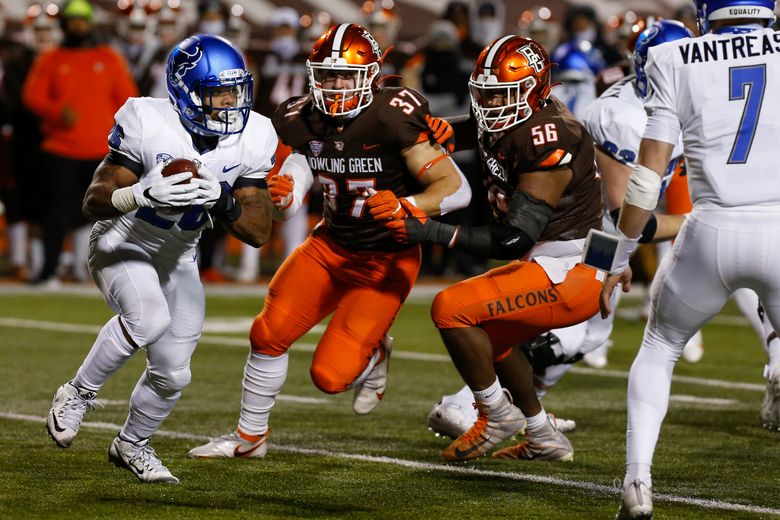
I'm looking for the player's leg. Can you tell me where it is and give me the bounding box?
[47,235,168,448]
[109,256,202,483]
[619,216,729,517]
[189,236,341,459]
[309,244,420,414]
[432,261,601,460]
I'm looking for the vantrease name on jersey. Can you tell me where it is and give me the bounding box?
[680,33,780,64]
[307,156,384,174]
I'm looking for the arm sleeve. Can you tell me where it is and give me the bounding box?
[108,99,144,167]
[642,47,682,146]
[274,152,314,220]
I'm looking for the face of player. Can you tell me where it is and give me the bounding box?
[203,85,240,122]
[317,70,359,102]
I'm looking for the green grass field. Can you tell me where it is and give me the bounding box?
[1,286,779,519]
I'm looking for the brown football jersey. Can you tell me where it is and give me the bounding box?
[479,96,603,242]
[272,87,432,251]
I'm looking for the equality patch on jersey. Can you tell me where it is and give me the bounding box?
[108,124,125,149]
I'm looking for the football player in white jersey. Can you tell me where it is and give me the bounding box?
[600,2,780,517]
[45,34,277,483]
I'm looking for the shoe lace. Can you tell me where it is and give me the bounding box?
[459,413,488,445]
[133,443,168,473]
[58,392,101,429]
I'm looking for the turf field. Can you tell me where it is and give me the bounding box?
[1,285,779,519]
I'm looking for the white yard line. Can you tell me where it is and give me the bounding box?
[669,395,742,407]
[1,411,778,516]
[0,317,766,392]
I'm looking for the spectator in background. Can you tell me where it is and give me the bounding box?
[195,0,228,36]
[365,5,417,88]
[22,0,138,285]
[550,41,600,120]
[0,8,52,281]
[140,6,184,98]
[518,7,560,53]
[562,5,622,66]
[441,0,482,58]
[114,6,160,93]
[469,0,505,48]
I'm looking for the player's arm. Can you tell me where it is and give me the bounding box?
[387,166,570,260]
[268,149,314,221]
[222,184,274,248]
[82,159,197,221]
[399,140,471,217]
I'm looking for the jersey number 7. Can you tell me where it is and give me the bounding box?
[728,64,766,164]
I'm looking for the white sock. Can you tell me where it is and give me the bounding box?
[30,238,44,279]
[349,347,382,388]
[472,377,503,407]
[8,222,26,267]
[525,409,549,435]
[73,315,138,392]
[281,209,309,257]
[121,369,171,443]
[238,352,289,436]
[239,243,260,280]
[732,289,763,343]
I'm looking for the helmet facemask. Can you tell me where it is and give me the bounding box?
[181,69,253,135]
[307,59,380,117]
[469,74,537,133]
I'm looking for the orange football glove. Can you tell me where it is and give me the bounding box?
[386,198,429,243]
[268,173,294,210]
[366,190,406,221]
[425,114,455,153]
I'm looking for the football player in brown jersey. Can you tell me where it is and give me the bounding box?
[188,24,471,459]
[380,35,604,462]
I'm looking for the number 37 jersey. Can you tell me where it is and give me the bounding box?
[645,27,780,208]
[273,87,432,252]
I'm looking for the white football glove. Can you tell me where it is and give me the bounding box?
[189,166,223,209]
[132,160,198,208]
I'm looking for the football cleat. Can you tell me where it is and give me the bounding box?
[761,367,780,431]
[583,339,612,369]
[353,335,392,415]
[615,479,653,519]
[491,419,574,462]
[46,381,99,448]
[187,430,268,459]
[427,396,479,439]
[681,330,704,363]
[441,400,526,461]
[108,435,179,484]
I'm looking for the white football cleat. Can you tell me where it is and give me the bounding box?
[353,335,392,415]
[761,367,780,431]
[492,417,574,461]
[108,436,179,484]
[441,398,526,461]
[47,381,99,448]
[583,340,612,369]
[682,330,704,363]
[187,431,268,459]
[615,479,653,519]
[427,395,479,439]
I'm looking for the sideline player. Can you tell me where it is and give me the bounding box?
[599,2,780,517]
[188,24,470,459]
[384,36,602,462]
[45,35,276,483]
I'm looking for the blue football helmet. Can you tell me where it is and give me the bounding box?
[633,20,694,98]
[550,40,604,83]
[166,34,253,136]
[694,0,776,34]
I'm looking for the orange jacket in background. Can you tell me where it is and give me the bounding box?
[22,44,138,160]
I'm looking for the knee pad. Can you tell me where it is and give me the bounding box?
[147,365,191,397]
[309,363,349,394]
[122,312,171,347]
[249,313,291,355]
[431,289,471,329]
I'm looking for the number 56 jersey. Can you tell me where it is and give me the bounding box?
[272,87,433,252]
[98,97,277,260]
[645,27,780,208]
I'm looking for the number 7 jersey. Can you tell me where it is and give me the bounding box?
[645,27,780,208]
[272,87,433,252]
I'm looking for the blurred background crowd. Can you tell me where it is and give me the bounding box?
[0,0,702,285]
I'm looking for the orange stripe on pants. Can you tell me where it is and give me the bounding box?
[431,261,602,360]
[250,230,421,394]
[665,158,692,215]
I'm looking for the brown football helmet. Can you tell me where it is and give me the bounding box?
[469,35,553,132]
[307,23,383,116]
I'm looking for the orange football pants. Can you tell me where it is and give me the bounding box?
[431,261,602,360]
[250,230,421,394]
[665,158,693,215]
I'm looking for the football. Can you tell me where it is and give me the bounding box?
[161,158,199,184]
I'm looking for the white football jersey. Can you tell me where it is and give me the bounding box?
[645,27,780,208]
[96,97,277,259]
[584,75,683,190]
